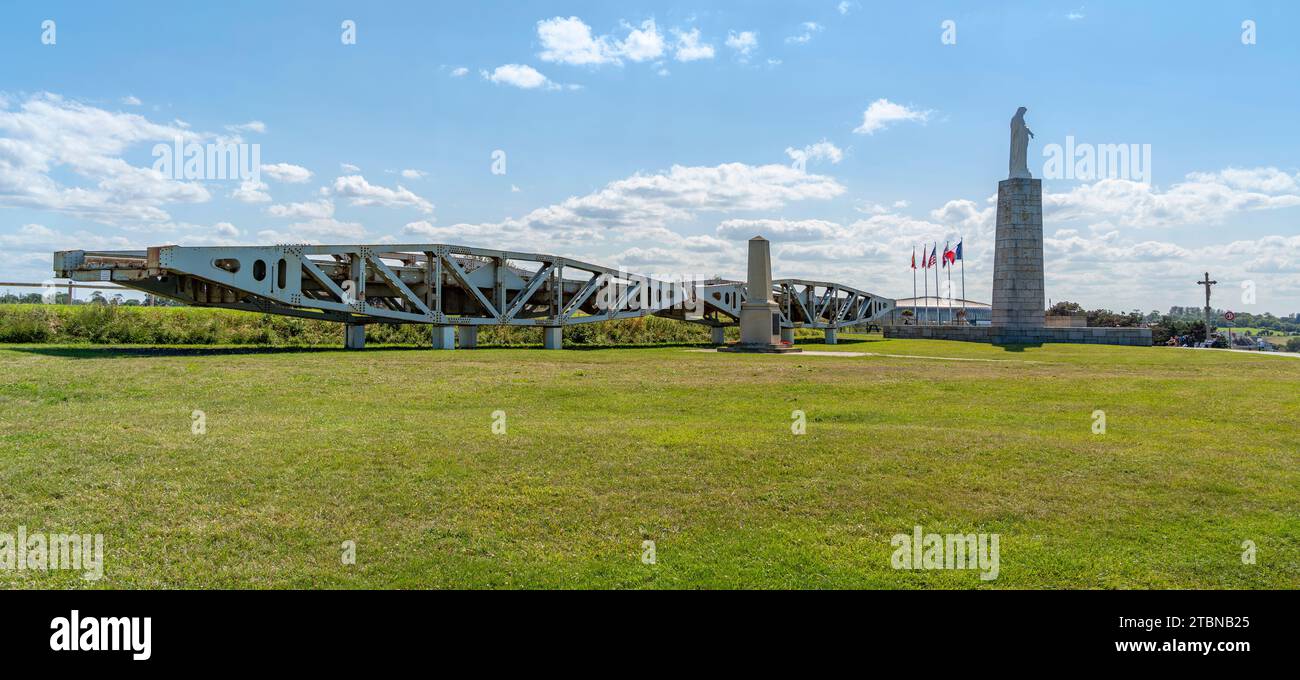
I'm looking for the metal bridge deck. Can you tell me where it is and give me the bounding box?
[54,243,894,348]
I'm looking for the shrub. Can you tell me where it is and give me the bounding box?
[0,304,765,347]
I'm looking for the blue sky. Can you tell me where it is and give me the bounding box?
[3,1,1299,314]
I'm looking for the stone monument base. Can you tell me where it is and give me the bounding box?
[884,325,1151,347]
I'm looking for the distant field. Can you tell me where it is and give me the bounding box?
[1,335,1297,589]
[1219,327,1300,346]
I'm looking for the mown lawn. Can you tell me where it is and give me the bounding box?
[0,335,1296,589]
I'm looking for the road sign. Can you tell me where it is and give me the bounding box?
[1224,310,1236,322]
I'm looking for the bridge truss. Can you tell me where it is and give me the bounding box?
[53,243,893,348]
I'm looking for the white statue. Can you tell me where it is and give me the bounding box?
[1009,107,1034,179]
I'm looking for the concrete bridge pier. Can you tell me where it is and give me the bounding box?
[344,324,366,350]
[711,327,726,344]
[824,328,838,345]
[543,326,563,350]
[458,326,478,349]
[432,326,456,350]
[780,327,795,344]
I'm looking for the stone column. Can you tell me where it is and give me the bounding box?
[739,237,781,346]
[710,326,726,344]
[722,236,801,353]
[824,328,838,345]
[991,178,1045,329]
[458,325,477,349]
[780,327,795,344]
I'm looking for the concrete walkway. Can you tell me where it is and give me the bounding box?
[688,348,1036,363]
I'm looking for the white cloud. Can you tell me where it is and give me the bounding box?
[226,120,267,134]
[231,179,271,203]
[267,199,334,220]
[331,174,434,213]
[838,2,855,16]
[853,98,934,135]
[482,64,558,90]
[931,198,994,235]
[672,28,715,62]
[725,30,758,60]
[340,162,360,173]
[213,221,239,237]
[785,140,844,166]
[514,163,843,233]
[0,92,211,224]
[618,19,666,62]
[538,16,619,65]
[261,162,312,183]
[402,220,438,236]
[415,162,844,257]
[1067,8,1086,21]
[717,218,845,241]
[537,16,668,67]
[450,67,469,78]
[1045,172,1300,228]
[785,22,824,45]
[257,217,365,244]
[121,95,142,106]
[1185,167,1299,194]
[400,169,426,180]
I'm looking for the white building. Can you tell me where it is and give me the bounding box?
[891,296,991,326]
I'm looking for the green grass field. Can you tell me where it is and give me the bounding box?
[1,335,1297,589]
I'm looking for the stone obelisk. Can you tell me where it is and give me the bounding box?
[721,236,801,353]
[991,107,1045,331]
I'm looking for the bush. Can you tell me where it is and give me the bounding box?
[0,304,772,347]
[1285,338,1300,353]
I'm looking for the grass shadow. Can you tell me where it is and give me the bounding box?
[6,345,408,360]
[5,333,886,358]
[992,343,1044,352]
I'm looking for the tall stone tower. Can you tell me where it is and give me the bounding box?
[884,107,1150,346]
[990,178,1045,329]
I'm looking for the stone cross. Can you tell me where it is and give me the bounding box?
[1197,272,1217,332]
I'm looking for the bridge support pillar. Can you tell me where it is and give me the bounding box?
[780,327,795,345]
[344,324,365,350]
[711,327,726,344]
[824,328,838,345]
[543,326,563,350]
[432,326,456,350]
[458,326,477,349]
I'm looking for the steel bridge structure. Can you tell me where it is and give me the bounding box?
[53,243,894,349]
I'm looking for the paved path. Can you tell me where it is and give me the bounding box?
[1190,347,1300,359]
[687,348,1035,363]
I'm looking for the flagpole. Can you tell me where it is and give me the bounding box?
[922,248,929,325]
[960,237,966,324]
[945,242,953,325]
[912,247,917,326]
[934,242,940,326]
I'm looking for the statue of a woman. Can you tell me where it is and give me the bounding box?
[1009,107,1034,179]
